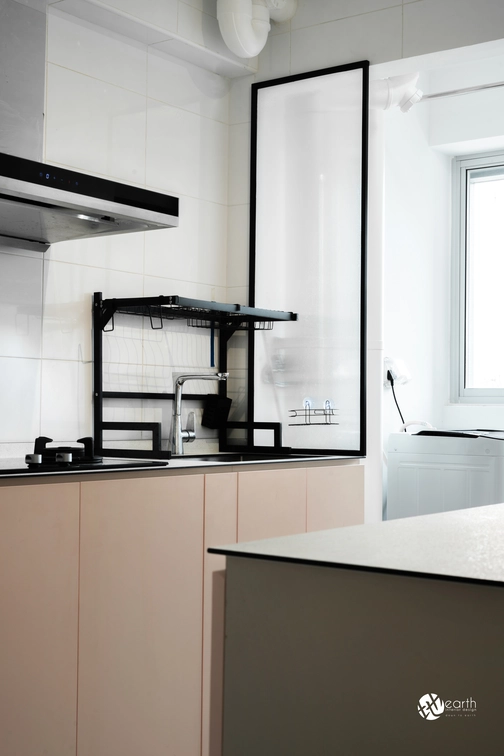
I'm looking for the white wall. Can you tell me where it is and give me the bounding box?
[428,52,504,430]
[382,98,452,441]
[3,0,504,485]
[0,6,230,454]
[380,47,504,510]
[229,0,504,521]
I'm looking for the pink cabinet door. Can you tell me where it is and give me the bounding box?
[307,464,364,531]
[78,475,204,756]
[237,468,307,543]
[0,483,79,756]
[202,472,238,756]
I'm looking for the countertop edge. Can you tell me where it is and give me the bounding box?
[208,548,504,588]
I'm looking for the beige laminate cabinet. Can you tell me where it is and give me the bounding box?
[237,464,364,542]
[202,473,238,756]
[78,474,205,756]
[306,464,364,531]
[0,483,80,756]
[0,460,364,756]
[237,468,307,542]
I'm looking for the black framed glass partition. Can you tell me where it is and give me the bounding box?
[249,61,369,456]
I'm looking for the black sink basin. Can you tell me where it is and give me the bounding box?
[169,452,305,465]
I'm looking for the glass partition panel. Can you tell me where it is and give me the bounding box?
[250,63,368,455]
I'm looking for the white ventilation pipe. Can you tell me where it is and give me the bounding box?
[217,0,297,59]
[370,73,423,113]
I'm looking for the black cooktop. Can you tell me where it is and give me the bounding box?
[0,436,169,477]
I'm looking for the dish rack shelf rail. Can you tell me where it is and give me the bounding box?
[92,292,297,458]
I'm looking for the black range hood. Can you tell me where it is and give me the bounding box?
[0,152,179,252]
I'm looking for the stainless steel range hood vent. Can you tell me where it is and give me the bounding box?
[0,152,179,252]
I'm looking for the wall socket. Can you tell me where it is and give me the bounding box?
[384,357,411,386]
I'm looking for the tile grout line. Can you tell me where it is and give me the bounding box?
[47,61,230,126]
[290,3,405,32]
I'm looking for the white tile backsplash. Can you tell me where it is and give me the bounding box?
[45,64,147,184]
[146,98,228,202]
[0,252,43,359]
[291,0,402,30]
[228,123,250,206]
[102,400,144,438]
[0,357,41,442]
[142,274,219,300]
[290,6,403,72]
[102,314,144,367]
[227,204,249,288]
[40,359,93,441]
[47,9,148,95]
[229,75,254,125]
[257,31,291,81]
[226,286,249,306]
[102,361,144,393]
[47,232,145,274]
[144,196,227,285]
[147,48,229,122]
[42,260,144,362]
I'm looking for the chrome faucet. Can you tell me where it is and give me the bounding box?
[171,372,229,455]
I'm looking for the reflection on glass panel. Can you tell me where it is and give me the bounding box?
[252,65,367,453]
[466,167,504,389]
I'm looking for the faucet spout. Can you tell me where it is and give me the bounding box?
[172,372,229,455]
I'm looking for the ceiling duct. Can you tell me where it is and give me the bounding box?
[217,0,298,59]
[370,73,423,113]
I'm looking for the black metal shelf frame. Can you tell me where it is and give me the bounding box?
[92,292,297,457]
[248,61,369,457]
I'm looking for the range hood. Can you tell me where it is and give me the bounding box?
[0,152,179,252]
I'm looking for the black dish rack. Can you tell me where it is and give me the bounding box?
[92,292,297,458]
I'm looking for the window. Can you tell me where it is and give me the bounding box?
[453,151,504,402]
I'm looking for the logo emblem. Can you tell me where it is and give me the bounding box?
[418,693,445,720]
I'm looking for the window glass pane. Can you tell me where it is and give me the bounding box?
[465,166,504,388]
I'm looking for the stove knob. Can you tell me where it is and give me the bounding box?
[25,453,42,464]
[55,452,73,464]
[34,436,53,454]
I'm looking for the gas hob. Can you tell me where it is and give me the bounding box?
[0,436,169,478]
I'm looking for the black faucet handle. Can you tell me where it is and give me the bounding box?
[34,436,53,454]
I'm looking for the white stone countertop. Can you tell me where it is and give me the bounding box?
[209,504,504,586]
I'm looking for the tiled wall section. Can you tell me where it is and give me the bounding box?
[0,8,230,450]
[2,0,504,449]
[258,0,504,79]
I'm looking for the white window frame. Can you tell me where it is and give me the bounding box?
[452,150,504,403]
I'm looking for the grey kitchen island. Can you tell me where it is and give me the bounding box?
[210,504,504,756]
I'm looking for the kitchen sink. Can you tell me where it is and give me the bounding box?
[167,452,310,467]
